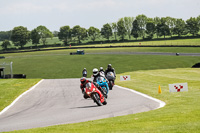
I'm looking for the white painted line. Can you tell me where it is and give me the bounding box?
[115,85,166,109]
[0,79,44,116]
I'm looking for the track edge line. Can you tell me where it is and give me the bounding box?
[115,85,166,109]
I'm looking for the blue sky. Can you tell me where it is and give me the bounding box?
[0,0,200,31]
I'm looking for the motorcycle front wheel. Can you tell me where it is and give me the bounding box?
[109,81,113,90]
[101,87,108,98]
[92,93,103,106]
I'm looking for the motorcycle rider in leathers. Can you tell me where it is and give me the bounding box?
[104,64,116,83]
[82,68,87,77]
[80,77,91,98]
[99,67,105,76]
[92,68,108,83]
[80,77,102,97]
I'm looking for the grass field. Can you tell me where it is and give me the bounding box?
[1,38,200,51]
[0,49,200,79]
[5,68,200,133]
[74,38,200,47]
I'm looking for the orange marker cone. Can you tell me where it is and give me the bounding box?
[158,85,162,94]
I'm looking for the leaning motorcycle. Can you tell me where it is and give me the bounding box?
[106,72,115,90]
[84,82,107,106]
[96,76,109,98]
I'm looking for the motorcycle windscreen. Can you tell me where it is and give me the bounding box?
[86,82,91,89]
[106,72,115,80]
[97,76,104,83]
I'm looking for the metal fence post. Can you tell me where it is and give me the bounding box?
[10,62,13,78]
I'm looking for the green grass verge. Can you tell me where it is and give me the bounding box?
[8,68,200,133]
[0,79,41,111]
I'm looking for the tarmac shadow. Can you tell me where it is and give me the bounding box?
[70,105,99,109]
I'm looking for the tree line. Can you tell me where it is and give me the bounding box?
[1,14,200,50]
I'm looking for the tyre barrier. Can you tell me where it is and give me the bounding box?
[4,74,26,79]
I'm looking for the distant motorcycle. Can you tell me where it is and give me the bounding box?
[84,82,107,106]
[82,70,87,77]
[106,72,115,90]
[96,76,109,98]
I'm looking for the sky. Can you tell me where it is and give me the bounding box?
[0,0,200,31]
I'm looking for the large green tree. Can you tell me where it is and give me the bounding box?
[88,26,100,42]
[154,17,161,38]
[72,25,87,44]
[117,18,127,41]
[173,19,187,37]
[1,40,11,50]
[36,25,53,46]
[101,23,112,40]
[156,21,170,38]
[58,26,71,45]
[131,19,140,40]
[165,17,176,37]
[11,26,30,48]
[186,17,199,36]
[197,15,200,35]
[136,14,148,39]
[146,21,155,39]
[124,17,134,39]
[197,15,200,29]
[30,28,40,46]
[111,22,118,40]
[0,31,11,41]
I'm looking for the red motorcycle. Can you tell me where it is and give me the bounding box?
[84,82,107,106]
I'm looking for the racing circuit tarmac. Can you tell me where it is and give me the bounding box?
[0,79,165,132]
[87,52,200,56]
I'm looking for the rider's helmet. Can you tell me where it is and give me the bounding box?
[83,68,86,70]
[93,68,99,76]
[100,67,103,71]
[80,77,86,84]
[108,64,112,69]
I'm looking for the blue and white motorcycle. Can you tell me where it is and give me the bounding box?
[96,76,109,98]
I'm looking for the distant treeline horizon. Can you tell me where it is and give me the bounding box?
[0,14,200,50]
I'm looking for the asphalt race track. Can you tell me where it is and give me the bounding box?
[87,52,200,56]
[0,79,164,132]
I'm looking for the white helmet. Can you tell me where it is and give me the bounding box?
[93,68,99,76]
[100,67,103,71]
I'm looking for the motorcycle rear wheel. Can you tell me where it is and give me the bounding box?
[102,98,107,105]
